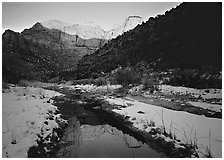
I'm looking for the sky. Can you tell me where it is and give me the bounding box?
[2,2,180,32]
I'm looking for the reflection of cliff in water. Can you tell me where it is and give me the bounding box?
[57,117,165,158]
[78,124,164,158]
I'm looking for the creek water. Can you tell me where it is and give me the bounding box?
[52,88,166,158]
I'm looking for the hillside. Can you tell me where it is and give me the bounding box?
[76,3,222,80]
[3,15,144,84]
[2,23,106,83]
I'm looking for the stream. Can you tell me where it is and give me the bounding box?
[51,87,166,158]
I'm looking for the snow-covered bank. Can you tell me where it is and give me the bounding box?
[105,97,222,157]
[188,101,222,112]
[58,84,122,93]
[159,85,222,100]
[2,86,67,158]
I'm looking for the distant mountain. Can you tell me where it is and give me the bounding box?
[41,16,143,40]
[42,20,105,39]
[76,3,222,79]
[2,15,144,83]
[2,23,107,83]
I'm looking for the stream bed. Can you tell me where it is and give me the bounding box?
[51,87,166,158]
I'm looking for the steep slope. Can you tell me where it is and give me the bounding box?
[104,16,143,39]
[2,23,106,83]
[76,3,221,79]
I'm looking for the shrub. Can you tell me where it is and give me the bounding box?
[108,76,117,85]
[167,69,222,89]
[77,78,93,85]
[114,67,141,87]
[114,86,129,97]
[18,80,30,87]
[2,82,9,89]
[93,77,107,86]
[142,74,154,89]
[48,77,60,83]
[141,73,160,93]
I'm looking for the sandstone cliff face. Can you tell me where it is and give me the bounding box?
[41,20,105,39]
[104,16,143,39]
[41,16,143,40]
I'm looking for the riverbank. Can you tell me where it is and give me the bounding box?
[2,83,222,158]
[68,83,222,157]
[2,85,67,158]
[128,85,222,119]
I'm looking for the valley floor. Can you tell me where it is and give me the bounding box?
[2,83,222,158]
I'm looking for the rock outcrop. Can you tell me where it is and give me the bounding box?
[41,16,143,40]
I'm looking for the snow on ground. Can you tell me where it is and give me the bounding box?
[60,84,122,93]
[2,86,67,158]
[105,97,135,107]
[105,97,222,157]
[159,85,222,100]
[128,85,144,93]
[188,101,222,112]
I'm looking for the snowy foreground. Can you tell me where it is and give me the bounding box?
[2,83,221,157]
[2,86,67,158]
[105,97,222,157]
[71,84,222,157]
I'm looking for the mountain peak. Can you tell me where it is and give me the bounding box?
[41,20,71,30]
[3,29,17,34]
[32,22,44,30]
[122,16,143,33]
[127,15,142,19]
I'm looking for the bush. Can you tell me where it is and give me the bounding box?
[114,67,141,87]
[2,82,9,89]
[48,77,60,83]
[76,78,94,85]
[93,77,107,86]
[114,86,129,97]
[142,74,154,89]
[141,72,160,93]
[167,69,222,89]
[18,80,30,87]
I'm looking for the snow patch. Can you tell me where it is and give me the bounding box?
[106,97,135,108]
[2,86,67,158]
[105,97,222,157]
[159,85,222,100]
[188,101,222,112]
[73,84,122,92]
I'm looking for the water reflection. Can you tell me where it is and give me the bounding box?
[78,124,165,158]
[57,119,165,158]
[54,94,166,158]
